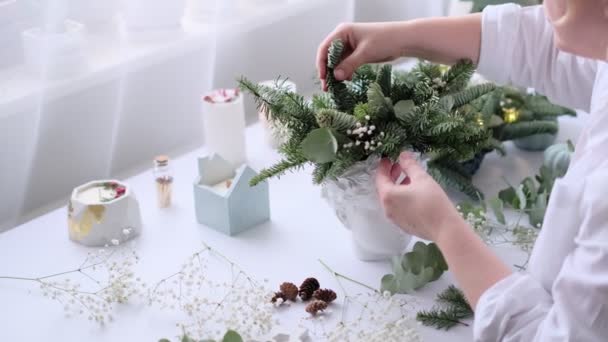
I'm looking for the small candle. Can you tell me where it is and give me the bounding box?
[210,179,234,196]
[202,88,247,167]
[75,182,126,204]
[258,80,296,148]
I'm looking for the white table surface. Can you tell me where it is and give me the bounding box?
[0,116,586,341]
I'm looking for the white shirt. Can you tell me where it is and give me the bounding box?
[474,4,608,342]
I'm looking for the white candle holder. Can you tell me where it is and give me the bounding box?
[193,154,270,236]
[202,88,247,167]
[68,180,142,247]
[258,80,296,149]
[22,20,88,80]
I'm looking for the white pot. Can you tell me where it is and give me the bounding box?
[322,157,412,261]
[68,180,142,247]
[22,20,88,80]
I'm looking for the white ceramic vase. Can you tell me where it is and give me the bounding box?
[68,180,142,247]
[22,20,88,80]
[321,156,412,261]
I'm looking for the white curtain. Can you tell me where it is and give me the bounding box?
[0,0,357,231]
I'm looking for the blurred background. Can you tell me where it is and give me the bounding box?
[0,0,483,231]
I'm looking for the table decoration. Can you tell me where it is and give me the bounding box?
[193,154,270,236]
[154,155,173,208]
[258,79,296,149]
[68,180,142,247]
[0,247,142,326]
[240,39,496,260]
[202,89,247,167]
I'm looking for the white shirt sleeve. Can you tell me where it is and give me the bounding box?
[474,169,608,341]
[477,4,597,112]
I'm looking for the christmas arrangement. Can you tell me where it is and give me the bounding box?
[428,86,575,198]
[240,39,496,188]
[462,0,541,13]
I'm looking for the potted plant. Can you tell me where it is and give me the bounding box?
[240,39,495,261]
[21,0,88,79]
[428,86,575,199]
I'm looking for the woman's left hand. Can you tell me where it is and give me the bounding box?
[376,152,462,242]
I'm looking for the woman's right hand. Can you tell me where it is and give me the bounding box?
[316,22,405,91]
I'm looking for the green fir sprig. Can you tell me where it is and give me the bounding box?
[416,285,473,330]
[240,39,496,186]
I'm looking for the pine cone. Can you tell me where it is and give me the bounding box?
[299,277,320,301]
[305,300,328,316]
[280,282,299,302]
[313,289,337,303]
[271,292,287,304]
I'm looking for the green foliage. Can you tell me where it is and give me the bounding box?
[381,242,448,294]
[428,163,483,200]
[416,286,473,331]
[160,330,243,342]
[240,39,494,185]
[496,120,558,141]
[300,128,339,163]
[497,150,571,227]
[316,109,358,131]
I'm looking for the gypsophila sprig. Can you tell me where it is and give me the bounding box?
[147,242,275,341]
[240,39,495,187]
[0,243,143,326]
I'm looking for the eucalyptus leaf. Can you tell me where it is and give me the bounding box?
[300,128,338,163]
[182,336,196,342]
[394,100,416,119]
[529,192,548,227]
[159,339,171,342]
[522,177,538,203]
[498,187,518,209]
[381,242,447,294]
[489,197,506,225]
[222,330,243,342]
[515,185,528,211]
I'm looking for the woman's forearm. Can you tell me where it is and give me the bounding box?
[384,13,483,65]
[435,216,512,309]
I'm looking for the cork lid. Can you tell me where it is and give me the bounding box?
[154,155,169,166]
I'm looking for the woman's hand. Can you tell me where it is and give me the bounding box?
[316,22,406,90]
[317,15,484,91]
[376,152,463,242]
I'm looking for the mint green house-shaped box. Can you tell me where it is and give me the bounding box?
[193,154,270,235]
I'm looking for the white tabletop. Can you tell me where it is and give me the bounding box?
[0,116,586,341]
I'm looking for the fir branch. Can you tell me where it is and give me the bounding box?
[428,165,483,200]
[436,285,473,315]
[249,157,308,186]
[311,93,335,111]
[416,306,471,330]
[442,60,475,94]
[525,95,576,117]
[376,64,393,97]
[312,163,333,185]
[450,83,497,108]
[497,120,558,141]
[367,83,394,120]
[316,109,358,132]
